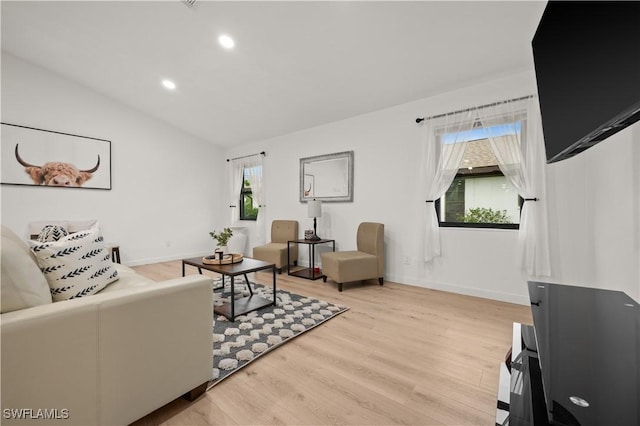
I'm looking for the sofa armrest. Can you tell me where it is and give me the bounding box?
[1,275,214,426]
[97,275,214,425]
[1,303,100,425]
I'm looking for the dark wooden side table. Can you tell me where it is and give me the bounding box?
[287,239,335,280]
[106,243,121,264]
[182,256,276,321]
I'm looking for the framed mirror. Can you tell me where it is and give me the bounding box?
[300,151,353,202]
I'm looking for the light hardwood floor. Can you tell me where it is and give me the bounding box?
[131,260,532,426]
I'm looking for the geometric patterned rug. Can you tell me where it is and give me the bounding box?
[208,277,349,389]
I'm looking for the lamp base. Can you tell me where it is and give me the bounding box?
[310,217,321,241]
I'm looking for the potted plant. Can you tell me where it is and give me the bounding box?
[209,227,233,254]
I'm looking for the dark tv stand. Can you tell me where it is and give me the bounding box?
[496,282,640,426]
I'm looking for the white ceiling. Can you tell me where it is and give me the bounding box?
[1,1,547,147]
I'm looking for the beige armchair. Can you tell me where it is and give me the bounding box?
[253,220,298,273]
[321,222,384,292]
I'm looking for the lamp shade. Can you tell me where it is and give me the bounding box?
[307,199,322,218]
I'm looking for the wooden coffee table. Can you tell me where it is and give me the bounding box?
[182,256,276,321]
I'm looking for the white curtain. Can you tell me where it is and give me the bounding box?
[228,161,244,225]
[244,156,266,243]
[479,96,551,277]
[420,109,477,262]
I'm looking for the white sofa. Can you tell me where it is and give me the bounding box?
[1,225,214,425]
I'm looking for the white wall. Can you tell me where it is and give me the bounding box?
[1,53,227,265]
[225,69,640,304]
[546,122,640,301]
[225,71,536,304]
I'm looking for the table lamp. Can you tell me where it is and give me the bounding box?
[307,199,322,241]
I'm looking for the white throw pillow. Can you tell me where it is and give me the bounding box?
[30,225,119,302]
[29,220,69,238]
[37,224,69,242]
[1,227,53,313]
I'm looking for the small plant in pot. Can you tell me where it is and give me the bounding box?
[209,227,233,254]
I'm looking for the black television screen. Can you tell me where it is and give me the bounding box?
[532,1,640,164]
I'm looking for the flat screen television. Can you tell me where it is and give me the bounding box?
[532,1,640,163]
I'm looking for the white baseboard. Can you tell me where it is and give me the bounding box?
[385,273,530,306]
[124,252,208,267]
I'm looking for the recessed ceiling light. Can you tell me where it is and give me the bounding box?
[218,34,235,49]
[162,79,176,90]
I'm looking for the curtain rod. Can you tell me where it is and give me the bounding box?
[226,151,266,162]
[415,94,534,123]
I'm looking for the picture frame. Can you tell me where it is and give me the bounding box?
[299,150,353,202]
[1,123,112,190]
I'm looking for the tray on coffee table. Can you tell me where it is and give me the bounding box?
[202,253,243,265]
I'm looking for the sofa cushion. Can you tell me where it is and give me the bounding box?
[36,224,69,242]
[30,225,119,301]
[98,264,154,293]
[253,242,288,268]
[1,226,53,313]
[321,250,378,283]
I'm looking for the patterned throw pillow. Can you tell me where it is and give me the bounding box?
[30,226,119,302]
[37,224,69,242]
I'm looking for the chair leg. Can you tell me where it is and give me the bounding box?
[379,277,384,286]
[322,276,327,283]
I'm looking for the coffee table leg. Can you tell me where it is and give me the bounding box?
[243,273,253,295]
[272,265,276,307]
[231,275,235,322]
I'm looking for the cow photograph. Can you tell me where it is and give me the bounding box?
[1,123,111,190]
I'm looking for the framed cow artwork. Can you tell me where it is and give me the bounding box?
[1,123,112,190]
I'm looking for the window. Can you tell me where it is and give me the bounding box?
[239,166,259,221]
[437,120,523,229]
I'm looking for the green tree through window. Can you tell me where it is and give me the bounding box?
[240,168,259,220]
